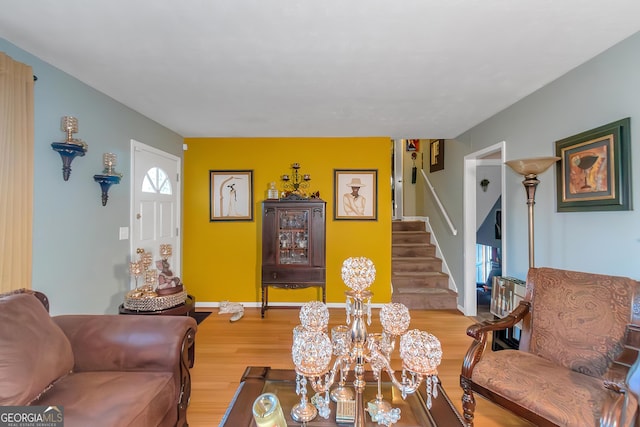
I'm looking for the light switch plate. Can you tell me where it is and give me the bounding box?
[119,227,129,240]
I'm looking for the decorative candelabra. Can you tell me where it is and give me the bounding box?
[94,152,122,206]
[290,257,443,426]
[281,162,311,198]
[160,243,172,261]
[51,116,88,181]
[124,245,187,311]
[127,248,157,298]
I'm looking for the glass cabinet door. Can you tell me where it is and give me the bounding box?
[277,209,309,265]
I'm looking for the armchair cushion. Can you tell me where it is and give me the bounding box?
[472,349,618,426]
[529,268,632,378]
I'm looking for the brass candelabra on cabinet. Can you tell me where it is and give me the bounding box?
[281,162,311,197]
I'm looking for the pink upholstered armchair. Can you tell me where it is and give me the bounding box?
[461,267,640,427]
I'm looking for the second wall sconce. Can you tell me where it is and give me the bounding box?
[51,116,88,181]
[480,178,490,192]
[93,153,123,206]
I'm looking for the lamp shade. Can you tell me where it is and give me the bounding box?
[505,156,560,176]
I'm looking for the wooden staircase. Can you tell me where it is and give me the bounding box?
[391,220,458,310]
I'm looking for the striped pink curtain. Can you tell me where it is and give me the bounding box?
[0,52,34,292]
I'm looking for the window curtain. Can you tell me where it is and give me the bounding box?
[0,52,34,293]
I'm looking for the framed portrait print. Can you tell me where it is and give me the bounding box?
[555,117,631,212]
[430,139,445,172]
[209,170,254,221]
[334,169,377,220]
[406,139,420,152]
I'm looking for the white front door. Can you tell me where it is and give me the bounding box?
[130,140,181,289]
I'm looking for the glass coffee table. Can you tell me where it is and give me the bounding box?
[221,366,464,426]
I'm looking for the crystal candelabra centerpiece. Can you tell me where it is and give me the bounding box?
[281,162,312,198]
[290,257,443,426]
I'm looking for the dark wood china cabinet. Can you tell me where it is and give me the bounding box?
[261,199,326,318]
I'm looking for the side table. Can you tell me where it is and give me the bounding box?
[119,294,196,366]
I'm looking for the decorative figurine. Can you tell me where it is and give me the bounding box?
[156,258,183,295]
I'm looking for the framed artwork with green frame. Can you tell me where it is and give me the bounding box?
[555,117,631,212]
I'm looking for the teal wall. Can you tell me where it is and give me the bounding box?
[1,38,183,315]
[425,31,640,307]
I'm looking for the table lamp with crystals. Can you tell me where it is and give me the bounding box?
[291,257,443,426]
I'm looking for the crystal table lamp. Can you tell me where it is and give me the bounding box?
[505,156,560,268]
[290,257,442,426]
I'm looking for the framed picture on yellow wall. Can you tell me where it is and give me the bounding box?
[210,170,253,221]
[334,169,377,220]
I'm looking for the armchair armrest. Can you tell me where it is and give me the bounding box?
[461,301,530,379]
[601,324,640,427]
[53,314,197,372]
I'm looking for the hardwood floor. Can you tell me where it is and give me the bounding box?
[188,307,533,426]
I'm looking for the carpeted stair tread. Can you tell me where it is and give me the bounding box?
[391,220,457,310]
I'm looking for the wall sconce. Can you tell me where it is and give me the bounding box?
[480,178,490,192]
[93,153,122,206]
[51,116,88,181]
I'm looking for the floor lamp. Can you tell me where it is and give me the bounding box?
[505,156,560,269]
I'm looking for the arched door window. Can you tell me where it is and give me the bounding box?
[142,167,172,195]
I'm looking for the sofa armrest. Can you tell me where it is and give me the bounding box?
[53,314,197,372]
[461,301,529,379]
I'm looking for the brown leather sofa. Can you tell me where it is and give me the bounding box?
[0,289,197,427]
[461,267,640,427]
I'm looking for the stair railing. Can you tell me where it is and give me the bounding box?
[420,169,458,236]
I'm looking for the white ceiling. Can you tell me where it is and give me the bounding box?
[1,1,640,138]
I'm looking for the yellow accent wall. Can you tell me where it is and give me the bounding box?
[182,137,392,305]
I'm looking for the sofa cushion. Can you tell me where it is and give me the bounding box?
[34,371,176,427]
[473,349,617,427]
[528,268,632,378]
[0,293,74,406]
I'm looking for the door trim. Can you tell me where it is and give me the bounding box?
[462,141,506,316]
[130,139,182,287]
